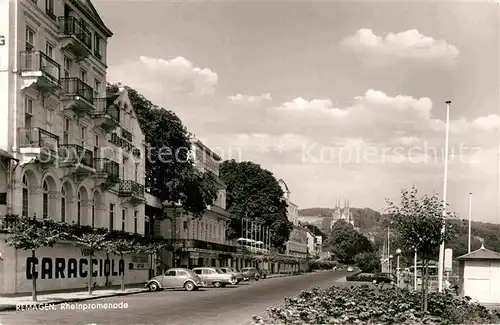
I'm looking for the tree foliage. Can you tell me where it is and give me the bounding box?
[354,251,381,273]
[386,185,457,312]
[6,215,62,301]
[323,220,373,264]
[107,84,217,219]
[219,160,293,248]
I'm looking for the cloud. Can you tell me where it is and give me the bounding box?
[341,29,460,64]
[228,93,272,102]
[276,97,349,118]
[107,56,218,103]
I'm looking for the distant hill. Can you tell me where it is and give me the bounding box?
[299,207,500,258]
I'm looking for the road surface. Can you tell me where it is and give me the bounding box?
[0,270,347,325]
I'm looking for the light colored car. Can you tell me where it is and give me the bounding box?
[347,267,354,272]
[218,267,243,284]
[145,268,203,291]
[192,267,235,288]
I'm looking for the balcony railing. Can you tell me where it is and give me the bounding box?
[58,16,92,49]
[119,180,145,197]
[94,98,120,122]
[18,127,59,153]
[19,51,60,83]
[61,77,94,104]
[58,144,93,168]
[94,158,119,178]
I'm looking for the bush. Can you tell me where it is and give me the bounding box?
[249,285,500,325]
[354,252,381,273]
[308,260,338,270]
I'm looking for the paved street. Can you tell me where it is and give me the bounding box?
[0,271,347,325]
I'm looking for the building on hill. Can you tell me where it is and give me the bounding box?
[330,198,354,228]
[0,0,151,294]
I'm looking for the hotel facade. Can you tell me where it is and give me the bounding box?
[154,137,259,271]
[277,179,308,259]
[0,0,149,294]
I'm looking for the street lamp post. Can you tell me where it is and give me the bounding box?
[438,100,451,293]
[396,248,401,287]
[389,255,393,274]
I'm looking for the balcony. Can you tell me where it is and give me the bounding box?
[61,78,94,116]
[17,127,59,164]
[19,51,61,95]
[119,180,145,204]
[93,98,120,132]
[94,158,119,190]
[58,144,95,175]
[58,16,92,60]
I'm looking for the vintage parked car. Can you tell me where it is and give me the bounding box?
[373,272,397,285]
[145,268,204,291]
[240,267,260,281]
[218,267,244,284]
[192,267,236,288]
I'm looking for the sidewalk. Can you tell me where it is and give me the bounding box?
[0,286,148,312]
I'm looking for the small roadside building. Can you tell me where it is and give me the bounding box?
[456,244,500,306]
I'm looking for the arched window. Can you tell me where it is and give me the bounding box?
[61,187,66,222]
[42,180,49,219]
[77,192,81,225]
[22,175,29,217]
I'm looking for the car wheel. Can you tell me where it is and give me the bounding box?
[230,279,238,285]
[148,282,159,291]
[184,281,195,291]
[213,281,222,288]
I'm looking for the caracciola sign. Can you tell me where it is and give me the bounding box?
[25,257,125,280]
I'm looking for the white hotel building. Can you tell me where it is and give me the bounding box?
[0,0,149,294]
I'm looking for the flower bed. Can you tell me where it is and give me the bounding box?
[250,285,500,324]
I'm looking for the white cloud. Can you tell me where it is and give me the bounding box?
[228,93,272,102]
[107,56,218,101]
[473,114,500,131]
[341,28,460,64]
[276,97,349,118]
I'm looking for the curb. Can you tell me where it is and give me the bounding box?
[0,289,149,312]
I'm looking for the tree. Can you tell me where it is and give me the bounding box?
[61,225,108,295]
[106,84,217,233]
[105,232,140,291]
[6,215,61,301]
[354,252,381,272]
[219,160,293,248]
[323,220,373,264]
[140,236,170,275]
[386,185,456,312]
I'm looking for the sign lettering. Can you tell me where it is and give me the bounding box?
[0,36,4,46]
[26,257,125,280]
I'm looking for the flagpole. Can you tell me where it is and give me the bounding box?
[438,100,451,293]
[468,192,472,253]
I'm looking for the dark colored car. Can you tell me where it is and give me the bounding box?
[240,267,260,281]
[373,272,397,284]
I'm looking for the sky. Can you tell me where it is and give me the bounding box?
[93,0,499,224]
